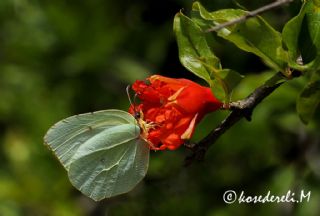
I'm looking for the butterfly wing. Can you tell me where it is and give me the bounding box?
[44,109,149,201]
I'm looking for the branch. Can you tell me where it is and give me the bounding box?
[205,0,293,33]
[184,72,288,166]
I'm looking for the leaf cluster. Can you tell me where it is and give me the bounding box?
[174,1,320,124]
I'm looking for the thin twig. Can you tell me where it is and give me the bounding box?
[184,72,287,166]
[205,0,293,33]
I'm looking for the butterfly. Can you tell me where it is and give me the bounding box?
[44,87,150,201]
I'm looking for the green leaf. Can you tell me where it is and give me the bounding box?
[173,11,243,102]
[297,75,320,124]
[211,69,244,103]
[44,109,149,201]
[173,11,221,84]
[283,0,320,71]
[192,2,288,72]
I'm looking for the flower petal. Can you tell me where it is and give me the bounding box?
[180,113,198,140]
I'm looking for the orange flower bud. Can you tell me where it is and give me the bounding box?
[129,75,222,150]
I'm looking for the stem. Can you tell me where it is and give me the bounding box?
[205,0,293,33]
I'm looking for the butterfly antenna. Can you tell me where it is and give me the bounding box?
[126,85,141,136]
[126,85,134,107]
[126,85,140,117]
[133,92,139,107]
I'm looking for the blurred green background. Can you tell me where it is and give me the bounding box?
[0,0,319,215]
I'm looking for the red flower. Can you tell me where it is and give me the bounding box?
[129,75,222,150]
